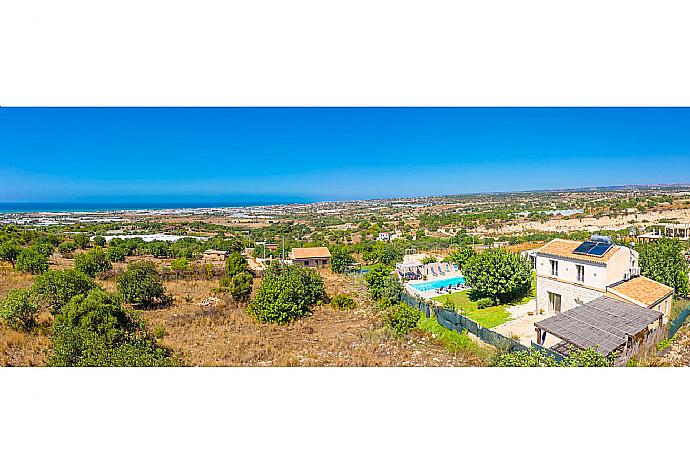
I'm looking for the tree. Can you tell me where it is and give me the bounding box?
[58,240,77,258]
[330,247,355,274]
[228,272,253,304]
[420,255,437,265]
[74,248,112,277]
[444,246,476,270]
[92,235,106,247]
[117,261,168,308]
[105,245,127,262]
[170,257,189,275]
[364,264,403,306]
[48,289,178,367]
[247,263,325,323]
[0,241,21,268]
[15,247,49,274]
[33,269,98,313]
[225,252,249,277]
[72,233,90,249]
[0,288,39,331]
[462,249,532,304]
[638,238,689,297]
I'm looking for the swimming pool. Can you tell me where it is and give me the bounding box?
[409,276,466,292]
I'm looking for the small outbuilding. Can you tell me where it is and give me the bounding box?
[290,247,331,268]
[202,249,229,264]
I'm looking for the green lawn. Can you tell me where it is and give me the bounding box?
[432,283,536,329]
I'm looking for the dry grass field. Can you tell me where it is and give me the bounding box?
[1,258,489,367]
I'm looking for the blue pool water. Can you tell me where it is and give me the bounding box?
[409,276,466,292]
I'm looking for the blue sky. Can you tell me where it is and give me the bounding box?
[1,107,689,203]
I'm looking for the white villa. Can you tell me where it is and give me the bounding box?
[534,237,674,321]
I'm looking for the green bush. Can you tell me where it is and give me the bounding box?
[385,303,421,336]
[442,298,456,311]
[73,233,90,249]
[170,257,189,273]
[247,263,325,324]
[228,272,253,304]
[74,248,112,277]
[364,264,403,306]
[330,294,356,310]
[421,255,437,265]
[92,235,107,247]
[117,261,169,308]
[48,289,178,367]
[15,247,49,274]
[476,297,495,309]
[33,269,99,313]
[638,238,689,297]
[560,348,614,367]
[58,241,77,258]
[105,245,127,262]
[494,348,558,367]
[0,289,39,331]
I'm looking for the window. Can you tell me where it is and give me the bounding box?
[550,260,558,276]
[548,292,562,314]
[576,264,585,283]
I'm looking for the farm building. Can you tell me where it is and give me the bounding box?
[290,247,331,268]
[202,249,229,264]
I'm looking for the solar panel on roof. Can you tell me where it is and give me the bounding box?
[587,243,613,257]
[573,241,596,254]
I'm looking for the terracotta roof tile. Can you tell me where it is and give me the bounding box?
[291,247,331,259]
[535,239,620,263]
[608,276,673,307]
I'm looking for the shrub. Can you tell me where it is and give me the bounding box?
[170,257,189,274]
[476,297,495,309]
[444,246,476,270]
[74,248,112,277]
[33,269,99,313]
[494,348,558,367]
[92,235,107,247]
[153,325,167,339]
[72,233,90,249]
[15,247,49,274]
[442,298,456,311]
[48,289,178,367]
[638,238,689,297]
[58,241,77,258]
[105,245,127,262]
[657,338,673,352]
[330,247,356,274]
[560,348,614,367]
[385,303,421,336]
[117,261,168,308]
[462,248,532,304]
[247,263,325,324]
[331,294,356,310]
[0,289,39,331]
[225,252,249,277]
[364,264,403,306]
[228,272,253,304]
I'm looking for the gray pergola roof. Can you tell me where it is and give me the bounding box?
[535,297,663,355]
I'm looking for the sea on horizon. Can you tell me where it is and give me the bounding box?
[0,200,307,214]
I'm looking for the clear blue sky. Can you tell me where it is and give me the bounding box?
[1,107,689,203]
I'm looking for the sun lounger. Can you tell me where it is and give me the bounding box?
[430,268,437,277]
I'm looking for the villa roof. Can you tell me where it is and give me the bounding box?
[535,297,662,355]
[535,238,621,263]
[607,276,674,307]
[291,247,332,259]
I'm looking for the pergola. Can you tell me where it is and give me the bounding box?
[535,297,663,357]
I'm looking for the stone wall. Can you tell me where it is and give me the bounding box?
[536,276,604,315]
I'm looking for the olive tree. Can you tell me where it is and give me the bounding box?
[117,261,169,308]
[0,288,39,331]
[15,247,49,274]
[33,269,98,313]
[0,241,21,268]
[74,248,112,277]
